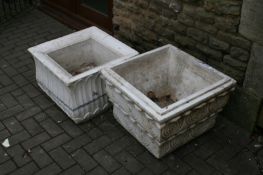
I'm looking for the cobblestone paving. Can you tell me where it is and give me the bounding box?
[0,9,262,175]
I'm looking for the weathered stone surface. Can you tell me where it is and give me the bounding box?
[217,31,251,50]
[244,43,263,97]
[113,0,252,84]
[209,37,229,51]
[187,28,208,43]
[169,0,183,13]
[178,13,195,26]
[257,105,263,128]
[195,22,217,34]
[214,16,239,33]
[230,47,250,62]
[196,44,223,60]
[239,0,263,45]
[204,0,242,16]
[223,88,262,132]
[223,55,247,71]
[220,64,245,83]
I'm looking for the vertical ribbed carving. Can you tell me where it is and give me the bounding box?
[35,59,110,123]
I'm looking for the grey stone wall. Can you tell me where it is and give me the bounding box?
[113,0,251,84]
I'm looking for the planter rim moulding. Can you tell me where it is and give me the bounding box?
[101,44,236,124]
[28,26,138,86]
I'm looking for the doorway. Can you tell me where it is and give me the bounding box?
[40,0,113,33]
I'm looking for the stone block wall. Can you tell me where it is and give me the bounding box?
[113,0,251,84]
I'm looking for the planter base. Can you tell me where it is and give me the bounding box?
[113,105,216,158]
[38,81,111,123]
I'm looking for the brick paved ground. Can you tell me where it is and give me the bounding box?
[0,9,262,175]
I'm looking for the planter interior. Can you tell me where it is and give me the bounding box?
[49,38,121,76]
[113,46,223,109]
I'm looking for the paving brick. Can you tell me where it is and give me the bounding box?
[99,122,125,140]
[186,170,201,175]
[0,129,10,141]
[136,169,154,175]
[45,106,67,122]
[22,84,41,98]
[0,160,17,175]
[137,151,168,174]
[2,66,18,77]
[85,135,111,155]
[88,127,103,139]
[12,74,29,87]
[71,149,97,171]
[8,130,31,146]
[0,105,23,120]
[42,133,71,151]
[0,122,4,131]
[0,75,13,86]
[93,150,121,173]
[40,119,63,137]
[3,117,24,134]
[0,146,10,164]
[183,154,215,175]
[16,106,42,121]
[34,112,48,122]
[0,93,18,108]
[115,151,144,174]
[60,120,83,137]
[112,167,131,175]
[125,142,145,157]
[79,122,95,133]
[22,132,51,150]
[0,84,18,96]
[193,139,222,160]
[105,136,134,155]
[0,103,6,112]
[33,95,54,109]
[9,162,38,175]
[11,89,24,97]
[17,94,35,109]
[63,134,91,153]
[22,118,43,136]
[30,146,53,168]
[61,165,85,175]
[50,147,76,169]
[88,166,108,175]
[228,150,260,175]
[162,154,191,174]
[34,163,61,175]
[6,144,31,167]
[174,142,198,158]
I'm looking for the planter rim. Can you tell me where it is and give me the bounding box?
[101,44,237,123]
[28,26,138,86]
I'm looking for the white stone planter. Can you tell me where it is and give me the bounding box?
[101,45,236,158]
[28,26,138,123]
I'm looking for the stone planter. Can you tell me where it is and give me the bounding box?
[101,45,236,158]
[28,27,138,123]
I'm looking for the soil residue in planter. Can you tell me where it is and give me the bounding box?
[70,62,97,76]
[147,91,176,108]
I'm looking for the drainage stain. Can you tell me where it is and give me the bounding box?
[147,91,176,108]
[70,62,97,75]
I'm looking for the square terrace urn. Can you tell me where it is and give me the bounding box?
[28,27,138,123]
[101,45,236,158]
